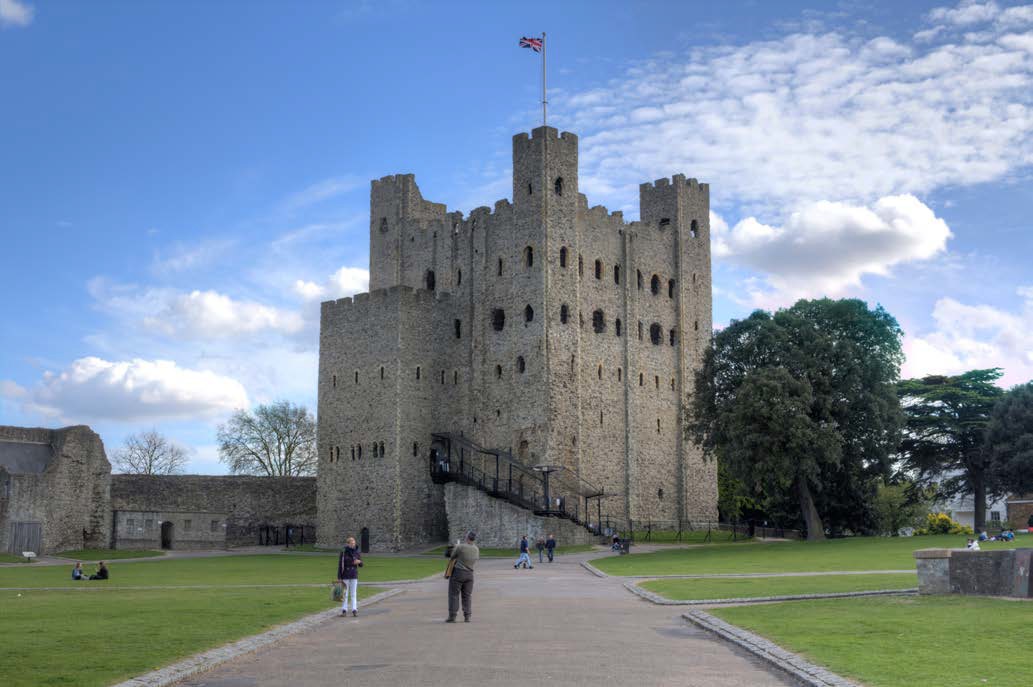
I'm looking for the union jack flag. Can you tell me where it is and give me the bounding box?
[519,36,543,53]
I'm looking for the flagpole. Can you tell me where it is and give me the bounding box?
[541,32,547,127]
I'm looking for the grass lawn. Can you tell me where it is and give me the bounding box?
[632,529,753,544]
[55,548,165,560]
[712,595,1030,687]
[0,553,33,564]
[424,544,599,557]
[0,553,442,588]
[593,534,1027,576]
[641,573,917,600]
[0,586,378,687]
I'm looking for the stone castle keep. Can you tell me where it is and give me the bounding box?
[317,126,718,551]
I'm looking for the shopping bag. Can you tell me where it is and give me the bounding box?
[331,581,343,601]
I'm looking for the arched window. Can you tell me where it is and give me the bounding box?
[517,356,526,373]
[498,258,503,276]
[592,309,606,333]
[668,279,675,298]
[554,177,563,196]
[560,247,567,268]
[524,246,534,268]
[650,323,662,345]
[637,270,643,290]
[524,305,534,323]
[690,219,699,238]
[650,275,660,295]
[614,265,620,284]
[615,318,622,337]
[425,270,436,291]
[495,364,502,379]
[594,259,602,279]
[492,309,505,331]
[454,319,462,339]
[670,329,677,346]
[560,304,569,324]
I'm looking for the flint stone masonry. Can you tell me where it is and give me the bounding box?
[318,125,717,551]
[443,482,596,548]
[915,547,1033,598]
[111,475,317,549]
[0,425,111,554]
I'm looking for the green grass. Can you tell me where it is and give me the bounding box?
[279,544,333,553]
[0,586,377,687]
[0,553,34,564]
[593,534,1027,576]
[55,548,165,560]
[641,573,917,600]
[424,544,599,557]
[712,595,1030,687]
[0,553,441,588]
[631,529,753,544]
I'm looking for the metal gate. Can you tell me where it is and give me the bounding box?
[8,521,42,554]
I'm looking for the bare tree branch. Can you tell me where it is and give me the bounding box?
[216,400,317,476]
[112,429,190,475]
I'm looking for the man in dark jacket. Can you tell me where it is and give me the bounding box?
[447,531,479,623]
[88,561,109,580]
[545,534,556,562]
[513,535,533,569]
[337,536,363,616]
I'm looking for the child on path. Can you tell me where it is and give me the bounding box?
[337,536,363,616]
[514,535,534,569]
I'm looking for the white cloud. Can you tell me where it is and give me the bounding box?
[151,238,236,275]
[553,5,1033,213]
[903,287,1033,385]
[4,357,249,422]
[714,195,951,301]
[281,176,363,212]
[0,0,33,28]
[929,1,1000,26]
[292,266,369,302]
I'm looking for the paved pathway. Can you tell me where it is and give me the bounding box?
[177,551,796,687]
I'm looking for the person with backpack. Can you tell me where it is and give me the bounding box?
[337,536,363,617]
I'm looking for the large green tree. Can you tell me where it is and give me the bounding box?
[692,298,904,540]
[897,369,1004,532]
[986,382,1033,497]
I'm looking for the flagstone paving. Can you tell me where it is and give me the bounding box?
[177,550,796,687]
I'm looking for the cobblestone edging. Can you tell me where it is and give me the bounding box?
[110,588,405,687]
[580,560,608,578]
[682,610,861,687]
[626,581,918,605]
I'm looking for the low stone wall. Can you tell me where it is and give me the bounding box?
[444,482,598,549]
[111,475,317,549]
[915,548,1033,598]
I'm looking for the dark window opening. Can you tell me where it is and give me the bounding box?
[637,270,643,290]
[351,446,355,460]
[671,378,676,390]
[614,264,620,284]
[379,441,385,457]
[524,246,534,268]
[594,259,602,279]
[380,366,384,380]
[600,410,603,425]
[578,255,583,276]
[638,321,643,340]
[332,374,336,388]
[650,323,662,345]
[335,446,340,461]
[554,177,563,196]
[655,375,660,389]
[618,367,622,381]
[692,273,697,284]
[695,320,699,331]
[669,328,677,346]
[560,304,569,324]
[416,366,421,380]
[650,275,660,295]
[668,279,675,298]
[492,308,506,331]
[354,371,358,384]
[597,364,602,380]
[659,217,671,228]
[570,354,575,374]
[357,445,362,459]
[658,487,664,500]
[615,318,622,337]
[379,217,388,233]
[524,305,534,323]
[425,270,436,291]
[495,364,502,379]
[592,309,606,334]
[517,356,526,373]
[527,182,533,195]
[560,247,567,268]
[413,442,419,457]
[440,370,445,384]
[457,269,462,286]
[657,418,661,433]
[639,372,644,386]
[453,370,458,385]
[372,443,378,458]
[498,258,503,276]
[454,319,462,339]
[690,219,699,238]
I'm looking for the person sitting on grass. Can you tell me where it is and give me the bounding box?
[966,538,980,551]
[72,561,84,580]
[88,561,109,580]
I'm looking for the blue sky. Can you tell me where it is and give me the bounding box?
[2,0,1032,473]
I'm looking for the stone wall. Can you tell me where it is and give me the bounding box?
[444,482,597,549]
[915,548,1033,598]
[111,475,316,549]
[1006,495,1033,530]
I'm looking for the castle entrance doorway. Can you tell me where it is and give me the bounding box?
[160,521,174,549]
[360,527,370,553]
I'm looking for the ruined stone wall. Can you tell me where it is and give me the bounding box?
[111,475,316,549]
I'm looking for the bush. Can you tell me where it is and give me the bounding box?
[915,512,973,536]
[872,483,930,535]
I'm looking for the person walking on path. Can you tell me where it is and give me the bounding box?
[337,536,363,617]
[514,535,534,569]
[535,536,545,563]
[447,531,479,623]
[545,534,556,562]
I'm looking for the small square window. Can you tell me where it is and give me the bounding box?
[184,519,192,531]
[211,520,220,533]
